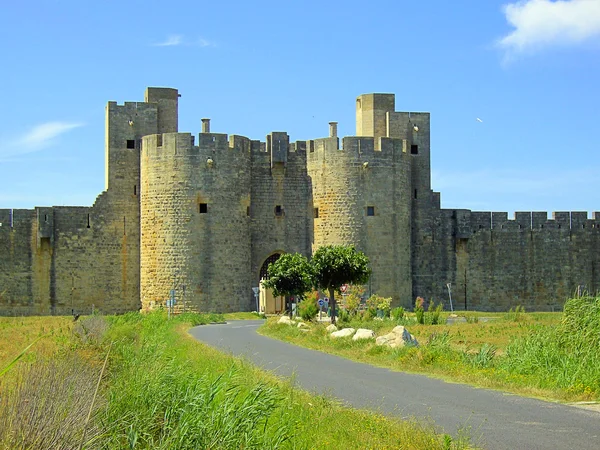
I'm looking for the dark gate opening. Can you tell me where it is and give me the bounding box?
[260,253,281,281]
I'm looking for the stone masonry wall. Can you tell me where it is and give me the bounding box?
[140,132,253,313]
[1,87,597,316]
[414,210,600,311]
[306,135,412,306]
[250,134,312,296]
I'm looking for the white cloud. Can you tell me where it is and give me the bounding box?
[0,121,83,159]
[498,0,600,58]
[153,35,183,47]
[153,35,215,48]
[17,122,83,149]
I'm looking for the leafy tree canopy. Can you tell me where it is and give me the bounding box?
[312,245,371,293]
[262,253,314,299]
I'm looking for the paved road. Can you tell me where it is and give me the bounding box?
[189,320,599,450]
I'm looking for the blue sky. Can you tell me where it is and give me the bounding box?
[1,0,598,216]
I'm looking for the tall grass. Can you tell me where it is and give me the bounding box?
[0,355,104,449]
[1,311,472,449]
[500,296,600,397]
[100,312,290,449]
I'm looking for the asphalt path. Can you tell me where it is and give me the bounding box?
[189,320,599,450]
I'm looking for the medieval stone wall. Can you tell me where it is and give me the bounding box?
[306,135,412,306]
[249,134,312,295]
[140,132,253,312]
[414,209,600,311]
[0,87,597,315]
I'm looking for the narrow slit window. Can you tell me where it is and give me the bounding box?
[275,205,283,217]
[126,139,135,149]
[44,214,48,222]
[411,144,419,155]
[414,189,418,199]
[246,206,250,217]
[314,207,319,218]
[123,216,126,235]
[87,214,91,228]
[366,206,375,216]
[199,203,208,214]
[133,185,137,196]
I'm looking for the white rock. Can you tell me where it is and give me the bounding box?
[375,325,418,348]
[352,328,375,341]
[278,316,292,325]
[330,328,356,339]
[326,324,338,333]
[297,322,309,328]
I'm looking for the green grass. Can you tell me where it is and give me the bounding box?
[1,312,474,449]
[222,311,265,321]
[259,297,600,403]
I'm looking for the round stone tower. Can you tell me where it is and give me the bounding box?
[140,130,252,312]
[306,132,413,307]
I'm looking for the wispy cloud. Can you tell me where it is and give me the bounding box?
[0,121,83,160]
[153,34,184,47]
[152,35,216,48]
[497,0,600,60]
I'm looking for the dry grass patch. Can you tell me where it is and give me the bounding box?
[0,316,74,368]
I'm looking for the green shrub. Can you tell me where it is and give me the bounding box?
[391,306,405,321]
[427,302,445,325]
[469,344,496,368]
[415,308,425,325]
[298,299,319,321]
[342,285,365,315]
[367,294,392,318]
[337,308,351,324]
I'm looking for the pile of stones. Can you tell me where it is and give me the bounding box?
[276,316,419,347]
[327,324,419,347]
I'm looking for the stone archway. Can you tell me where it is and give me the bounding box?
[259,253,281,281]
[258,253,283,314]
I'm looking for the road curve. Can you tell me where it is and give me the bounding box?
[189,320,599,450]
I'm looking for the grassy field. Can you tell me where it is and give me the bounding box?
[259,297,600,404]
[0,312,474,449]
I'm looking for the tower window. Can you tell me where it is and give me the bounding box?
[411,144,419,155]
[414,189,418,199]
[246,206,250,217]
[366,206,375,216]
[275,205,283,217]
[199,203,208,213]
[126,140,135,149]
[314,207,319,218]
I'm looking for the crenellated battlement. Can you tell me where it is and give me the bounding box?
[456,210,600,234]
[305,135,410,167]
[141,130,317,169]
[2,86,597,316]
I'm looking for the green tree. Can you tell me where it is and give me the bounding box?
[262,253,314,317]
[311,245,371,324]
